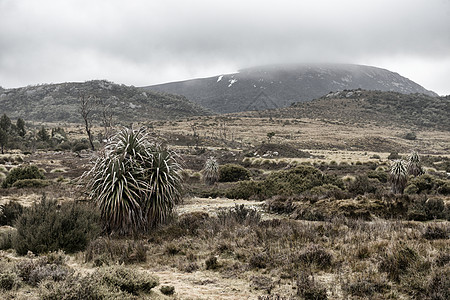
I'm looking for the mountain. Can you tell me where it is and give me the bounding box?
[142,64,438,114]
[0,80,210,123]
[240,89,449,130]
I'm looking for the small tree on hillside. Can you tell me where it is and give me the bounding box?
[0,129,7,154]
[16,118,26,137]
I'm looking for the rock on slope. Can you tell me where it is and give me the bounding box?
[142,64,437,113]
[0,80,210,123]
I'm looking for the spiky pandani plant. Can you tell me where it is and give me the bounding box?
[390,159,408,194]
[83,127,182,235]
[407,151,423,176]
[202,157,219,185]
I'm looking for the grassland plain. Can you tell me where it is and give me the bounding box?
[0,106,449,299]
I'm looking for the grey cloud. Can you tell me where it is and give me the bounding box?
[0,0,449,94]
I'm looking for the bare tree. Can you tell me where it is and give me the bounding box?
[79,94,96,151]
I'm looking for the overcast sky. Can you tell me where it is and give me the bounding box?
[1,0,449,95]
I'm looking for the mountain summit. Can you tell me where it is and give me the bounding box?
[142,64,437,113]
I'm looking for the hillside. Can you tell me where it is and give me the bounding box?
[142,64,438,113]
[242,89,450,130]
[0,80,210,123]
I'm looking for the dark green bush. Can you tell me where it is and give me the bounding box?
[205,256,220,270]
[2,165,44,188]
[160,285,175,295]
[13,197,101,255]
[347,175,378,196]
[367,170,388,183]
[225,180,261,200]
[218,164,251,182]
[12,179,49,188]
[227,165,343,200]
[71,139,90,152]
[0,201,23,226]
[406,174,448,195]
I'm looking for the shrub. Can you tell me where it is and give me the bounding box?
[296,272,328,300]
[367,170,388,183]
[84,127,183,235]
[39,266,157,299]
[404,132,417,140]
[0,271,19,291]
[98,265,158,295]
[13,197,101,255]
[160,285,175,295]
[205,256,220,270]
[406,174,448,195]
[379,243,419,282]
[347,175,378,195]
[225,180,261,200]
[228,165,343,200]
[12,179,49,188]
[217,204,261,227]
[2,165,44,188]
[0,201,23,226]
[342,274,390,297]
[298,244,333,270]
[85,237,148,265]
[218,164,251,182]
[423,225,448,240]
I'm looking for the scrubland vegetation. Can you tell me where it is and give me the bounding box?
[0,108,449,299]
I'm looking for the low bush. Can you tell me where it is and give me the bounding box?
[39,265,158,299]
[227,165,343,200]
[347,175,378,196]
[218,164,251,182]
[405,174,449,195]
[423,225,448,240]
[98,265,158,295]
[378,243,419,282]
[298,244,333,270]
[12,179,49,188]
[0,271,20,291]
[205,256,220,270]
[84,237,147,265]
[296,272,328,300]
[2,165,44,188]
[367,170,388,183]
[160,285,175,295]
[14,197,101,255]
[342,273,390,297]
[217,204,261,227]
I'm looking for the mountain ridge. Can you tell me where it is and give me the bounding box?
[0,80,210,123]
[142,63,438,113]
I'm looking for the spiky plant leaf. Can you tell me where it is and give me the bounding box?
[390,160,408,194]
[202,157,219,185]
[83,127,183,235]
[407,151,423,176]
